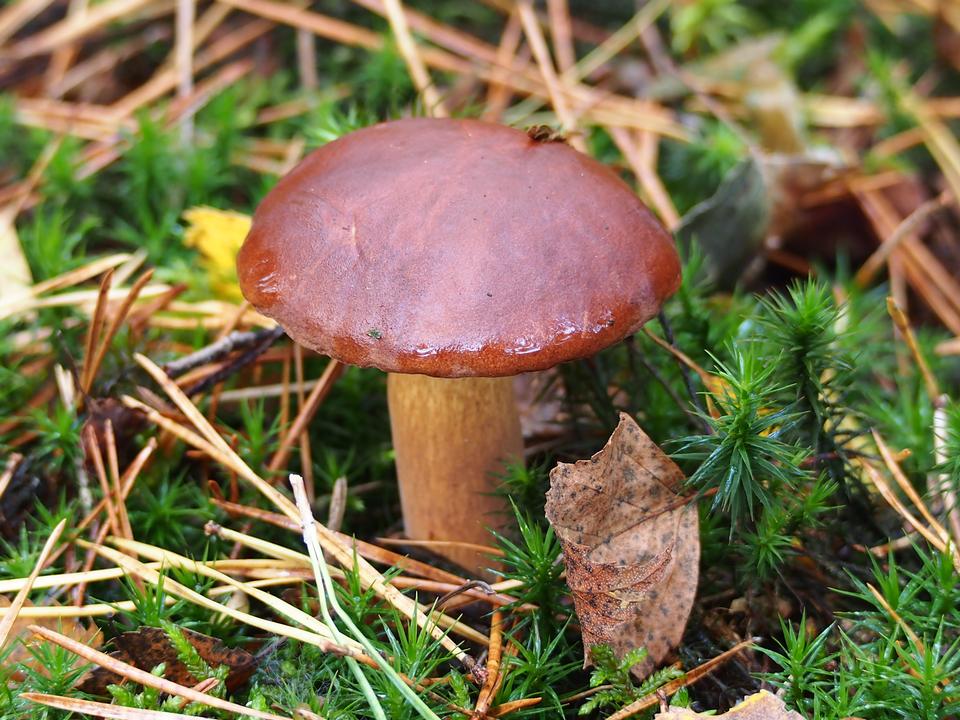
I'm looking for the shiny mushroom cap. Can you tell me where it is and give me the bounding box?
[237,117,681,378]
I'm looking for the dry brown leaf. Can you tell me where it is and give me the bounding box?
[544,412,699,677]
[77,626,255,695]
[654,690,806,719]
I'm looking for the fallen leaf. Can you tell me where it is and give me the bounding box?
[675,157,770,289]
[654,690,806,719]
[0,596,102,672]
[544,413,699,678]
[676,152,849,289]
[182,206,251,301]
[77,626,255,695]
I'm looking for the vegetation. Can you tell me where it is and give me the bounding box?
[1,1,959,719]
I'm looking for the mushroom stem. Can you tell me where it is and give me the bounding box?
[387,373,523,575]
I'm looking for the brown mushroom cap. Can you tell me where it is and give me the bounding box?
[237,117,680,377]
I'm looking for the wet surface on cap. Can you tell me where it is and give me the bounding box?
[237,118,681,377]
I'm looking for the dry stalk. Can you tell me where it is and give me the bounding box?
[604,638,756,720]
[29,624,294,720]
[21,693,205,720]
[0,518,66,652]
[380,0,447,116]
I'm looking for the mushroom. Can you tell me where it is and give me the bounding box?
[237,118,680,574]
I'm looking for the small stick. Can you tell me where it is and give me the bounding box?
[436,580,495,608]
[491,698,542,716]
[105,420,134,542]
[47,438,155,571]
[859,459,957,567]
[164,327,276,377]
[24,253,131,300]
[84,541,361,655]
[108,536,364,651]
[609,127,679,229]
[0,0,56,45]
[376,537,505,557]
[209,500,469,585]
[297,25,319,90]
[279,350,291,434]
[122,394,293,519]
[203,521,491,646]
[183,326,285,396]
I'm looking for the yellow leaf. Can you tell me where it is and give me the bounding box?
[182,206,251,301]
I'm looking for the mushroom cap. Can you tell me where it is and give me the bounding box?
[237,117,681,378]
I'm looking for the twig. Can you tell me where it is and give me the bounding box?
[872,430,950,546]
[437,580,495,608]
[163,328,276,378]
[183,326,286,396]
[859,458,958,568]
[866,583,923,653]
[207,502,470,586]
